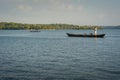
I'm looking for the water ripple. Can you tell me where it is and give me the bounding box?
[96,68,120,75]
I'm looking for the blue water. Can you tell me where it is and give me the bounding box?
[0,29,120,80]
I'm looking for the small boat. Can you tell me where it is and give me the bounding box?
[30,29,40,32]
[67,27,105,38]
[66,33,105,38]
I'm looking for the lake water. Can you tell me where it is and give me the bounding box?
[0,29,120,80]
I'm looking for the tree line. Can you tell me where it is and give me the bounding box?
[0,22,103,30]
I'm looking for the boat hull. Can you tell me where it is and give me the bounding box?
[66,33,105,38]
[30,30,40,32]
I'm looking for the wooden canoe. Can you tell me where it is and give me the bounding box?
[66,33,105,38]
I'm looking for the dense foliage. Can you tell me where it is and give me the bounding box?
[0,22,103,30]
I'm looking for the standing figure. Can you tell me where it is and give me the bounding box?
[94,27,97,35]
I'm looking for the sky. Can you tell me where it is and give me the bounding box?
[0,0,120,26]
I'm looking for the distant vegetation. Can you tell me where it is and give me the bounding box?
[103,26,120,29]
[0,22,103,30]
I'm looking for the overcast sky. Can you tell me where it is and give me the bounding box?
[0,0,120,25]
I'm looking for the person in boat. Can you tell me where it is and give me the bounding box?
[90,33,93,35]
[94,27,97,35]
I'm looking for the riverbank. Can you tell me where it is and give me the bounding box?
[0,22,103,30]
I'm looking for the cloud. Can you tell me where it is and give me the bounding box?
[98,14,106,20]
[15,0,84,12]
[17,4,32,12]
[32,0,39,2]
[47,0,84,12]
